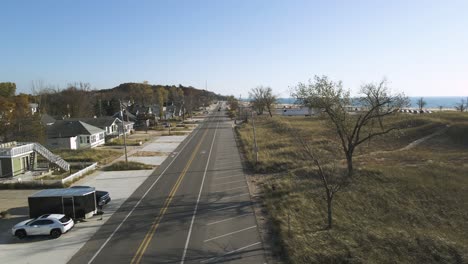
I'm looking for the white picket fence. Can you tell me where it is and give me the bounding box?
[61,163,98,184]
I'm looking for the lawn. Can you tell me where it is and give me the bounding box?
[237,112,468,263]
[49,148,121,164]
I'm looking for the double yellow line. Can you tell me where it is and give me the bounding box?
[130,125,210,264]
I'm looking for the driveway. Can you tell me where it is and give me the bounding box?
[0,135,190,264]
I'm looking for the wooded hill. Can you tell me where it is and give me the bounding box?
[0,81,225,142]
[33,82,226,118]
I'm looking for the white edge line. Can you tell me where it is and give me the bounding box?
[87,121,203,264]
[199,242,262,263]
[180,117,219,263]
[206,213,253,226]
[203,225,257,242]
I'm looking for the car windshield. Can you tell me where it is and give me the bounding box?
[59,216,71,223]
[24,219,36,225]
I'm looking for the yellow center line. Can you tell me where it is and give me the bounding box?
[130,125,210,264]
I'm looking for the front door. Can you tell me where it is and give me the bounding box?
[62,197,75,219]
[22,156,30,172]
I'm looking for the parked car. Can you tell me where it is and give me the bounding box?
[70,186,111,207]
[12,214,74,239]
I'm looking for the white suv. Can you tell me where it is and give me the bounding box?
[11,214,74,239]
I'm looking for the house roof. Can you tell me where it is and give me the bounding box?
[47,120,104,138]
[113,111,137,122]
[40,114,56,125]
[67,117,121,129]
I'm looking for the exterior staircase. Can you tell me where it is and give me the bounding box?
[32,143,70,171]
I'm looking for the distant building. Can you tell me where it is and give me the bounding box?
[46,120,105,149]
[28,103,39,115]
[277,106,319,116]
[67,117,124,137]
[40,114,56,126]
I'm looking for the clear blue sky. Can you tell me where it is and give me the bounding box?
[1,0,467,97]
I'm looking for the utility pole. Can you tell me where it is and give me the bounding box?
[99,99,102,117]
[119,100,128,166]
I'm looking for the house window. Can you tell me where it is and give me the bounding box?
[86,136,90,143]
[99,133,104,140]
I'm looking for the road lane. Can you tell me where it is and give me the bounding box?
[181,115,265,263]
[69,109,266,264]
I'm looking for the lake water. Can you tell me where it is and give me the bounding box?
[276,97,467,109]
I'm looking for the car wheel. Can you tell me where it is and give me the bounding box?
[15,230,27,239]
[50,229,62,238]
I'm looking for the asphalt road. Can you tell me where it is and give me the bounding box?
[69,109,266,264]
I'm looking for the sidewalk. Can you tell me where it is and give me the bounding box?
[0,129,195,264]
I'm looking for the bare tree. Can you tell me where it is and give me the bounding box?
[249,86,277,117]
[274,120,348,229]
[263,87,277,117]
[297,136,348,229]
[417,97,426,111]
[454,98,467,112]
[292,76,409,177]
[249,86,266,115]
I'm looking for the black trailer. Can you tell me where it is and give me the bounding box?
[28,187,97,219]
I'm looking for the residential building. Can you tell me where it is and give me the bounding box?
[46,120,105,149]
[68,117,123,137]
[0,141,69,178]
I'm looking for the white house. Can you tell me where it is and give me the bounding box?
[278,107,320,116]
[69,117,123,137]
[46,120,105,149]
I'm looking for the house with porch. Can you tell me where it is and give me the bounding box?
[0,141,69,178]
[46,120,105,149]
[68,117,123,137]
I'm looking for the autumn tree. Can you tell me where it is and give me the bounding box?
[292,76,409,177]
[154,87,168,119]
[0,88,44,143]
[61,82,94,117]
[129,82,153,106]
[184,89,194,117]
[10,94,45,142]
[0,82,16,97]
[226,95,239,119]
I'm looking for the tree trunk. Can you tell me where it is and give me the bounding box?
[327,196,333,229]
[346,152,353,177]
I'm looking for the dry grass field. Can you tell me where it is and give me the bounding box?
[237,112,468,263]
